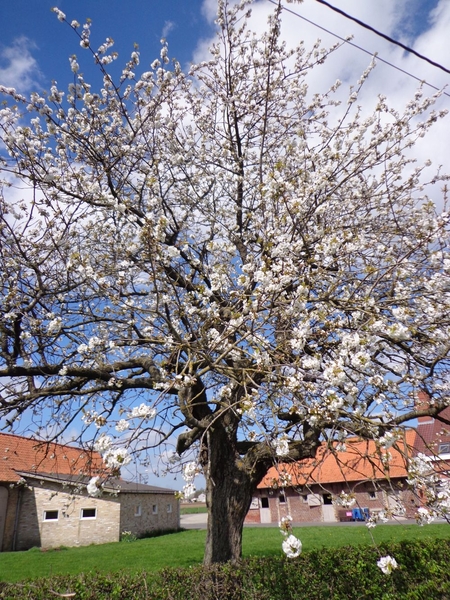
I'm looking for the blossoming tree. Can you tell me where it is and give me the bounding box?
[1,0,450,564]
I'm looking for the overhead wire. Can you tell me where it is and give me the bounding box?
[315,0,450,76]
[267,0,450,99]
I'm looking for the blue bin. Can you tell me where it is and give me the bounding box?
[352,508,363,521]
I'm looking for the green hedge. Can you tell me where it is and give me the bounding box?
[1,538,450,599]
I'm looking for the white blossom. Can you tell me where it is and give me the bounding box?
[416,506,435,525]
[377,555,398,575]
[86,476,102,497]
[279,515,293,536]
[274,437,289,457]
[103,447,132,469]
[52,7,66,21]
[94,434,112,453]
[183,461,199,482]
[128,403,157,420]
[282,534,302,558]
[115,419,130,432]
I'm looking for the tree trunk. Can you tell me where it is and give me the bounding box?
[203,427,255,565]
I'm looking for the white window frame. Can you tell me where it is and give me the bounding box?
[368,490,377,500]
[152,504,158,515]
[167,503,172,513]
[43,510,59,521]
[135,504,142,517]
[80,507,97,520]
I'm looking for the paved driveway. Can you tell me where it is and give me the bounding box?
[180,512,420,530]
[180,512,208,529]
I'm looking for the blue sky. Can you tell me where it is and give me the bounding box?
[1,0,449,489]
[0,0,446,96]
[0,0,213,90]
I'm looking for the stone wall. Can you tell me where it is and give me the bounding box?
[119,492,179,537]
[15,480,121,550]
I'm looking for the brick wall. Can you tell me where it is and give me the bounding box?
[245,479,418,524]
[15,480,121,550]
[119,492,179,537]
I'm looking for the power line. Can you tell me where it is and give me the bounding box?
[267,0,450,99]
[315,0,450,76]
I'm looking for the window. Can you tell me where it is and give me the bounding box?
[302,494,308,503]
[167,503,172,513]
[135,504,142,517]
[43,510,58,521]
[152,504,158,515]
[368,491,377,500]
[81,508,97,519]
[250,498,260,510]
[323,494,333,505]
[279,493,286,504]
[439,443,450,454]
[260,497,269,509]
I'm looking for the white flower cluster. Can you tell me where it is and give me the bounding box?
[93,434,131,471]
[379,431,400,450]
[111,404,156,431]
[179,461,200,500]
[236,396,257,421]
[128,403,157,420]
[406,453,450,520]
[86,475,102,497]
[273,436,289,457]
[333,491,356,509]
[279,515,302,558]
[51,7,66,22]
[47,316,62,334]
[377,555,398,575]
[416,506,435,526]
[82,411,107,429]
[103,447,132,470]
[365,510,389,529]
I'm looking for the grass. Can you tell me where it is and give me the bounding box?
[180,504,208,515]
[1,523,450,584]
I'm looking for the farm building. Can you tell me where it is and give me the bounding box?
[0,432,179,551]
[245,431,419,525]
[414,393,450,475]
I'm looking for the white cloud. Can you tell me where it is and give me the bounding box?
[196,0,449,206]
[0,36,40,92]
[162,20,176,39]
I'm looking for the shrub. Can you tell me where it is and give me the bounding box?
[137,527,185,540]
[1,539,450,599]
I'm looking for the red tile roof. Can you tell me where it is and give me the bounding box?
[0,432,104,483]
[258,431,416,489]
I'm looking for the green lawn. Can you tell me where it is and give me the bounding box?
[1,524,449,584]
[180,504,208,515]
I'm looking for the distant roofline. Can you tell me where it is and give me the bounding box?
[16,470,177,495]
[0,430,97,453]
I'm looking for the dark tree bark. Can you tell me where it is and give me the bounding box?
[203,425,256,564]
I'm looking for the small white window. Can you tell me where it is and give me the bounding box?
[279,493,286,504]
[135,504,142,517]
[368,491,377,500]
[439,443,450,454]
[152,504,158,515]
[167,503,172,513]
[81,508,97,519]
[43,510,59,521]
[302,495,308,503]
